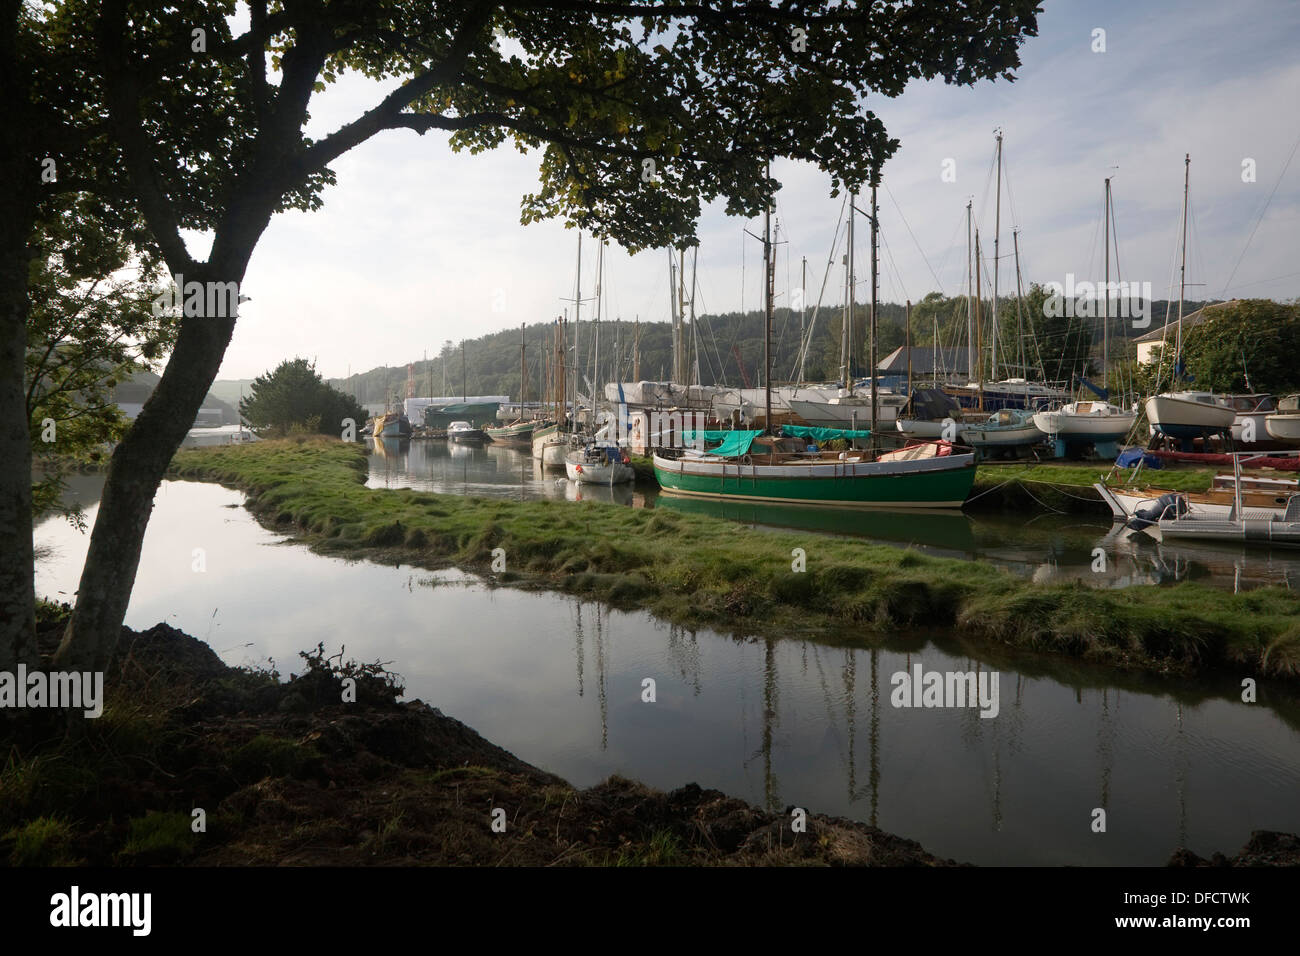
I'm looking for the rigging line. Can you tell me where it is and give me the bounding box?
[879,223,909,305]
[932,203,969,294]
[883,181,944,295]
[1224,268,1300,292]
[976,143,997,227]
[1002,149,1022,232]
[1221,126,1300,297]
[789,191,849,380]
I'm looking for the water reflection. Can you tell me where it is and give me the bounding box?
[31,479,1300,865]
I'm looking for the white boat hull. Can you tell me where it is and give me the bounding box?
[1032,406,1136,441]
[1265,413,1300,443]
[1231,412,1272,443]
[531,426,568,465]
[565,459,635,485]
[958,422,1044,448]
[1144,394,1235,434]
[787,397,903,428]
[895,419,951,440]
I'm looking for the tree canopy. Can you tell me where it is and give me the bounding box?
[1137,299,1300,396]
[241,358,367,436]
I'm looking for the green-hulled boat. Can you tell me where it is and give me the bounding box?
[653,431,976,509]
[485,419,544,444]
[653,174,976,510]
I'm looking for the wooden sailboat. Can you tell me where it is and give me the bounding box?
[486,323,541,443]
[654,173,977,509]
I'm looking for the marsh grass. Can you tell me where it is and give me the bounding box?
[169,438,1300,681]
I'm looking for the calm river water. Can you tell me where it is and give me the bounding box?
[31,452,1300,866]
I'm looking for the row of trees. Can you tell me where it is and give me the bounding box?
[6,0,1042,672]
[336,286,1211,402]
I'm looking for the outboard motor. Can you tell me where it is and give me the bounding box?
[1125,492,1188,531]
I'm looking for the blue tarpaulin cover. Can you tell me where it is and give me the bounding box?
[1116,448,1162,469]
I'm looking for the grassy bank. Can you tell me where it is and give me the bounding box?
[967,461,1216,512]
[170,438,1300,681]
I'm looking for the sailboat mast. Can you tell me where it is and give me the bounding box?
[799,256,808,382]
[520,323,526,410]
[681,248,691,387]
[992,129,1003,382]
[1176,153,1190,367]
[690,246,699,387]
[592,240,603,425]
[869,178,879,437]
[975,229,985,412]
[1103,177,1111,390]
[966,200,974,385]
[763,168,774,434]
[843,200,853,390]
[1013,229,1028,378]
[906,299,912,397]
[573,233,582,431]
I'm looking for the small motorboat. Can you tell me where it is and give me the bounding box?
[1266,395,1300,444]
[447,420,488,443]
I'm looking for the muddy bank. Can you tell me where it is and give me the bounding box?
[1,617,952,866]
[1169,831,1300,867]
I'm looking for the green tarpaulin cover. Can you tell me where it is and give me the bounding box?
[681,429,763,457]
[780,425,872,442]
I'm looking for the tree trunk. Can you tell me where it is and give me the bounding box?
[54,270,239,671]
[0,0,40,670]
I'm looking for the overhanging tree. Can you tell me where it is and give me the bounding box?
[30,0,1041,669]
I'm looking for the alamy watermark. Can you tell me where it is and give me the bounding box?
[890,663,999,719]
[0,666,103,718]
[616,403,707,451]
[151,272,245,318]
[1043,273,1153,328]
[50,886,151,935]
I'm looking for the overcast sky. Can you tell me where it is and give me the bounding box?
[206,0,1300,381]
